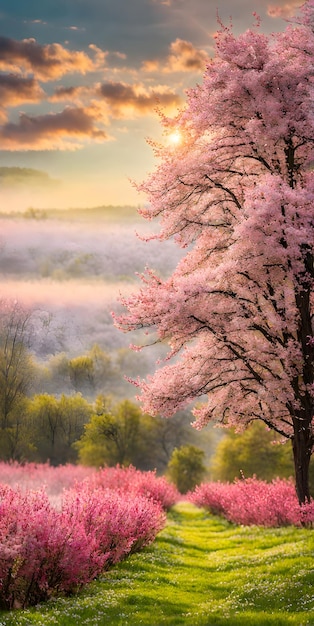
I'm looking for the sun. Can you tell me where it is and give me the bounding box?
[167,130,182,146]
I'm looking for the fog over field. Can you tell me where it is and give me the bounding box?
[0,209,183,359]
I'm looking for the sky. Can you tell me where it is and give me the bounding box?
[0,0,303,210]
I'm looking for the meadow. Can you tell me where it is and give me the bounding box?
[0,501,313,626]
[0,464,313,625]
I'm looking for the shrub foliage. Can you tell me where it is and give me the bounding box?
[0,464,170,610]
[188,477,314,527]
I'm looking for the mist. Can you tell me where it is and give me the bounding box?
[0,209,183,358]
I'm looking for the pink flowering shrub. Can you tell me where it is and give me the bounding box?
[62,484,166,566]
[0,485,102,610]
[79,465,180,510]
[188,478,314,527]
[187,481,229,517]
[0,480,166,610]
[300,499,314,526]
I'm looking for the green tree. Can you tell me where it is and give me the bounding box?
[0,301,35,460]
[76,397,143,467]
[43,345,115,397]
[58,394,92,462]
[138,409,212,473]
[44,352,70,393]
[26,393,92,464]
[211,422,295,482]
[26,394,60,465]
[68,355,94,393]
[167,445,207,494]
[88,344,116,392]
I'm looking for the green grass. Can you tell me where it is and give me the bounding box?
[1,502,313,625]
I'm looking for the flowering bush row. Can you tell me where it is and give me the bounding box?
[0,462,180,510]
[78,465,180,511]
[188,477,314,527]
[0,482,166,610]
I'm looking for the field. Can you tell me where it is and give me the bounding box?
[1,502,313,626]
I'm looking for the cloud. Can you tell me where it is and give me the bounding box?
[164,39,208,72]
[267,1,302,17]
[109,51,127,61]
[0,74,44,107]
[65,26,86,32]
[0,77,180,152]
[151,0,172,5]
[24,19,48,26]
[88,44,109,66]
[0,106,109,151]
[142,38,208,73]
[0,34,185,154]
[0,36,98,80]
[50,86,87,102]
[0,109,8,124]
[97,81,182,117]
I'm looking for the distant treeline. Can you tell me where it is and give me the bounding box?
[0,166,57,187]
[0,205,141,221]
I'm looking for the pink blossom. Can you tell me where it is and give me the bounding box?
[0,465,169,610]
[114,2,314,505]
[188,477,313,527]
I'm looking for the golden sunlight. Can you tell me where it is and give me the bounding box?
[167,130,182,146]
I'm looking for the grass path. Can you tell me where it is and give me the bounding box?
[1,502,313,625]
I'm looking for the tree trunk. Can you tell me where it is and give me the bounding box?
[292,425,312,504]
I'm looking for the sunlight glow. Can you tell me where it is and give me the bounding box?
[167,130,182,146]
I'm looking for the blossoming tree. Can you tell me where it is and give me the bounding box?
[115,3,314,504]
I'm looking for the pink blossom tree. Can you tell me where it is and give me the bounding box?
[115,3,314,504]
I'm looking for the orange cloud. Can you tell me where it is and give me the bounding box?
[97,81,182,117]
[165,39,208,72]
[267,1,302,17]
[110,51,127,61]
[50,85,87,102]
[0,109,8,124]
[141,59,160,72]
[0,36,98,80]
[50,81,181,120]
[0,106,109,151]
[88,44,109,66]
[142,38,208,73]
[0,74,44,107]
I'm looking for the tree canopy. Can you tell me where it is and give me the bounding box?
[0,301,35,460]
[210,422,295,483]
[115,3,314,503]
